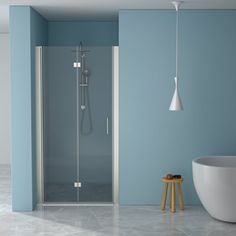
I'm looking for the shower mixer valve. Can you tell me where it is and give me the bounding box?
[81,105,86,110]
[80,69,89,87]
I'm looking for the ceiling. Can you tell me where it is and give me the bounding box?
[1,0,236,33]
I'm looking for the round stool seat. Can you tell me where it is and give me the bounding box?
[162,177,183,183]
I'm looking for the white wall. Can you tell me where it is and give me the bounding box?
[0,34,10,164]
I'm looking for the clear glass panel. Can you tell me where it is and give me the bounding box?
[42,46,113,203]
[78,46,113,202]
[43,47,78,202]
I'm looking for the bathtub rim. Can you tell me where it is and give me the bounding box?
[192,156,236,169]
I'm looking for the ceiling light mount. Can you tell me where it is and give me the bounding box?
[172,1,183,11]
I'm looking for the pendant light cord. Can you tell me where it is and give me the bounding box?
[176,6,179,79]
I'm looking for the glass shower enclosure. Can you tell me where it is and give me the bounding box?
[36,46,118,204]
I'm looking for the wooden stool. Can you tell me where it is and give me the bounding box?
[161,177,184,213]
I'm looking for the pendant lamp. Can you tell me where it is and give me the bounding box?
[169,1,183,111]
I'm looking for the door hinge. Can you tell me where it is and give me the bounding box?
[73,62,81,68]
[74,182,82,188]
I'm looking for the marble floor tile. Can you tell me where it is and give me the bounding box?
[1,165,235,236]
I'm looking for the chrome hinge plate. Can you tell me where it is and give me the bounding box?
[74,182,82,188]
[73,62,81,68]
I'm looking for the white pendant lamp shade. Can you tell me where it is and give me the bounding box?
[169,77,183,111]
[169,1,183,111]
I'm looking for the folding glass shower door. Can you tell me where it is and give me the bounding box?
[42,46,112,203]
[78,47,112,202]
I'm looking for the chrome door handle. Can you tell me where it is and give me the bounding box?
[106,117,109,135]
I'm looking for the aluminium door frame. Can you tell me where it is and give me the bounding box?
[35,46,119,206]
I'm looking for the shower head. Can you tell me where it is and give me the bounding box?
[79,42,90,53]
[79,42,83,52]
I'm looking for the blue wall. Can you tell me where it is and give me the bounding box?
[48,21,118,46]
[11,6,236,209]
[10,6,48,211]
[119,10,236,205]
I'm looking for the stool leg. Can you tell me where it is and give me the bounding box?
[171,183,176,213]
[177,183,184,210]
[169,183,172,209]
[161,183,168,210]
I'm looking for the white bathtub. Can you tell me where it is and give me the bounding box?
[192,156,236,222]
